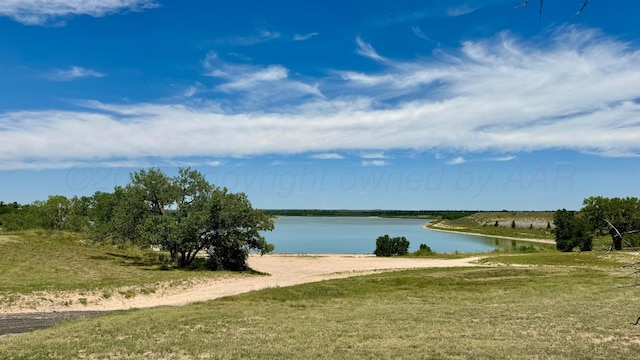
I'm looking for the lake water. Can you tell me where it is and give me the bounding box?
[264,216,546,254]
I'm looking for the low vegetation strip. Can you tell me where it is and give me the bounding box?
[425,223,556,245]
[428,211,556,241]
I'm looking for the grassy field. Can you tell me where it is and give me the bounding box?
[2,256,640,359]
[2,229,640,359]
[0,230,248,298]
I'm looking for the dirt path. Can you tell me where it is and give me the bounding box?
[1,254,481,316]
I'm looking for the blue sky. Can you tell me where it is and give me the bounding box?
[0,0,639,210]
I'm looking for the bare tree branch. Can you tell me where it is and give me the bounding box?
[517,0,590,18]
[576,0,591,16]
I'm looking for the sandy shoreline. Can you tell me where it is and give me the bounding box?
[423,224,556,245]
[1,254,482,315]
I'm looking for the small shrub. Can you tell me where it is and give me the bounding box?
[413,243,435,256]
[494,221,499,227]
[511,220,516,229]
[78,298,88,305]
[119,289,136,299]
[102,291,111,299]
[140,287,156,295]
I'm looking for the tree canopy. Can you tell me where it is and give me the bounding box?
[0,168,274,270]
[374,235,410,257]
[90,167,275,269]
[552,196,640,252]
[581,196,640,250]
[553,209,592,252]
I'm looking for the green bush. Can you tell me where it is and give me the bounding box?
[554,209,593,252]
[374,235,410,257]
[412,243,435,256]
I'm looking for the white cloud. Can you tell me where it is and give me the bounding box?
[183,82,207,98]
[488,155,516,162]
[204,52,323,105]
[310,153,344,160]
[361,160,389,167]
[293,32,319,41]
[48,66,106,81]
[447,6,475,17]
[355,37,388,62]
[0,0,157,25]
[2,27,640,170]
[206,160,225,167]
[216,30,281,46]
[360,152,388,159]
[412,26,431,41]
[446,157,466,165]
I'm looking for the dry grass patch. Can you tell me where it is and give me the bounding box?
[0,235,18,244]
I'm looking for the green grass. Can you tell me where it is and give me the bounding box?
[478,251,640,268]
[2,264,640,359]
[0,230,248,294]
[430,211,556,240]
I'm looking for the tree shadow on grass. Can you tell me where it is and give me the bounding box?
[88,252,164,268]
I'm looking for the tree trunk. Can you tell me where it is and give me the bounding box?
[611,229,623,250]
[178,251,187,268]
[169,249,178,266]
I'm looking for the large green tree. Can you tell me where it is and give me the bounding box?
[89,167,274,269]
[581,196,640,250]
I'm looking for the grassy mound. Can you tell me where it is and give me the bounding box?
[0,230,241,294]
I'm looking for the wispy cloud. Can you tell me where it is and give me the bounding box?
[446,157,466,165]
[447,6,476,17]
[182,82,206,98]
[355,37,388,62]
[293,32,319,41]
[311,153,344,160]
[488,155,516,162]
[215,30,281,46]
[0,0,157,26]
[206,160,225,167]
[360,152,388,159]
[412,26,431,41]
[47,66,106,81]
[203,52,323,108]
[361,160,389,167]
[2,27,640,169]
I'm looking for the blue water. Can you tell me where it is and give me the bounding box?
[263,216,543,254]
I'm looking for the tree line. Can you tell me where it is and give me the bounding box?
[263,209,475,220]
[0,168,274,270]
[554,196,640,252]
